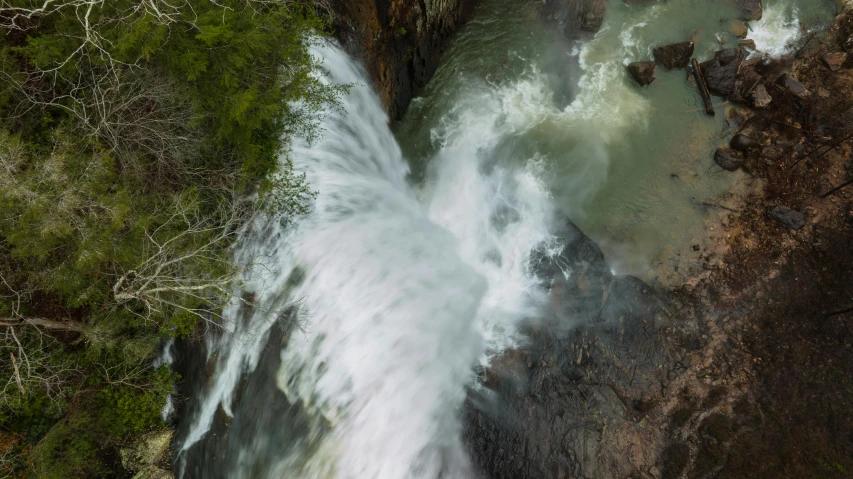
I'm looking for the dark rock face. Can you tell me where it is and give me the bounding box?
[768,205,806,229]
[714,146,743,171]
[730,133,758,151]
[700,48,745,97]
[732,0,762,20]
[331,0,477,119]
[776,73,812,100]
[628,61,657,86]
[464,215,672,479]
[538,0,608,39]
[653,41,695,70]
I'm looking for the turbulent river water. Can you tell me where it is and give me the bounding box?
[173,1,835,477]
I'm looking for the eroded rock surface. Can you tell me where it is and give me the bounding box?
[654,41,695,70]
[464,216,672,479]
[331,0,477,119]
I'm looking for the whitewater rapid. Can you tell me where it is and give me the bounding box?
[177,41,561,479]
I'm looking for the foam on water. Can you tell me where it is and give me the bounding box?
[749,1,804,57]
[178,41,562,478]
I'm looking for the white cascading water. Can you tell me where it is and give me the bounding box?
[179,41,562,478]
[748,1,806,56]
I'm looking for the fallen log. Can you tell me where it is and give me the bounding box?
[691,58,715,116]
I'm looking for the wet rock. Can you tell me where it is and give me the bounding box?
[466,212,672,479]
[628,61,657,86]
[776,73,812,101]
[768,205,806,229]
[730,133,758,151]
[732,0,762,20]
[822,52,848,71]
[714,146,743,171]
[752,83,772,108]
[653,41,695,70]
[729,20,748,38]
[538,0,608,38]
[739,39,756,50]
[701,48,744,97]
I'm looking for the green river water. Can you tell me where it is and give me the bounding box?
[395,0,836,285]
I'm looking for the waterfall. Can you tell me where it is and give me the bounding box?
[176,41,561,479]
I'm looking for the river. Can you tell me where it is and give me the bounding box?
[173,1,835,477]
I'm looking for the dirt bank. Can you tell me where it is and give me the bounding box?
[656,3,853,477]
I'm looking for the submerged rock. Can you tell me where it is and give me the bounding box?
[729,20,748,38]
[732,0,762,20]
[768,205,806,229]
[538,0,608,38]
[628,61,657,86]
[654,41,695,70]
[776,73,812,100]
[714,146,743,171]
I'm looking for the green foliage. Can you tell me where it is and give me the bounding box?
[97,367,175,437]
[0,0,340,476]
[28,408,106,479]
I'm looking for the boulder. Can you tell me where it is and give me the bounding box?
[752,83,772,108]
[776,73,812,100]
[731,64,762,103]
[582,0,607,31]
[539,0,608,38]
[733,0,762,20]
[822,52,848,71]
[730,134,758,151]
[700,48,745,97]
[653,41,695,69]
[714,146,743,171]
[739,39,756,50]
[767,205,805,229]
[628,61,657,86]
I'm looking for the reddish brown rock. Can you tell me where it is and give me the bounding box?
[628,61,657,86]
[332,0,478,119]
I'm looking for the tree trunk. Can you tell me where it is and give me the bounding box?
[0,317,87,333]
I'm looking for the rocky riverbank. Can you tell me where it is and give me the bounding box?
[462,1,853,478]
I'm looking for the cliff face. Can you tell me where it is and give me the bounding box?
[330,0,477,120]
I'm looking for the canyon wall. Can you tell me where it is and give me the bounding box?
[330,0,477,119]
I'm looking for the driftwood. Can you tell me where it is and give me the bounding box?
[0,317,87,333]
[692,58,715,116]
